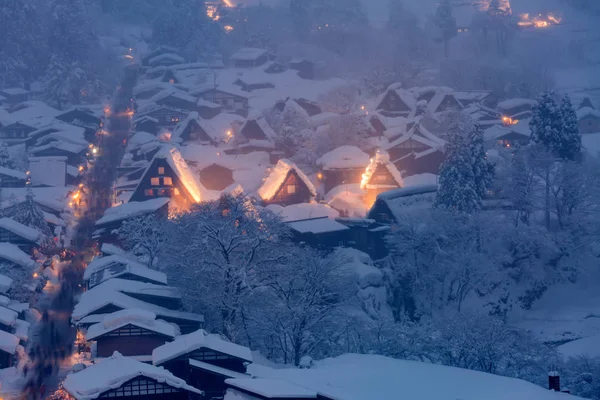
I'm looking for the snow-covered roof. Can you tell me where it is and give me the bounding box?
[266,203,339,223]
[148,53,185,66]
[371,184,438,219]
[0,166,27,180]
[85,278,181,301]
[317,146,370,170]
[95,197,170,227]
[360,150,403,190]
[577,107,600,120]
[189,359,248,379]
[257,159,316,201]
[151,146,206,203]
[63,351,202,400]
[171,112,225,144]
[13,319,30,342]
[376,84,417,112]
[248,353,578,400]
[287,217,350,235]
[0,305,18,327]
[0,274,12,293]
[86,309,180,340]
[150,88,197,105]
[153,329,252,366]
[1,88,29,96]
[0,295,8,307]
[226,378,318,399]
[0,218,41,242]
[497,98,535,112]
[231,48,268,61]
[30,141,86,155]
[72,289,203,324]
[0,243,35,269]
[83,255,166,284]
[0,329,19,355]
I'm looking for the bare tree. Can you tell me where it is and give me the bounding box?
[118,214,166,269]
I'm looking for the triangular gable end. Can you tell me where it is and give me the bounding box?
[241,120,268,141]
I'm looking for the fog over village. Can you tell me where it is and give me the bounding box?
[0,0,599,399]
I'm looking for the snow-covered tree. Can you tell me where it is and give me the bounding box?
[43,56,86,110]
[10,189,54,250]
[117,214,166,269]
[559,94,582,161]
[163,193,292,341]
[318,84,363,114]
[0,142,20,170]
[467,123,494,199]
[433,0,457,57]
[0,261,35,302]
[435,133,481,213]
[529,92,565,157]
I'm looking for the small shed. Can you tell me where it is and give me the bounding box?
[375,84,416,117]
[257,159,316,206]
[577,107,600,134]
[316,146,370,194]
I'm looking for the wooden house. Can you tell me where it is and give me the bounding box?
[264,61,287,74]
[30,142,86,166]
[484,120,531,149]
[129,146,205,210]
[233,78,275,92]
[497,98,535,120]
[193,87,249,117]
[225,378,324,400]
[0,330,19,369]
[199,163,234,191]
[85,309,179,359]
[86,278,182,310]
[367,185,438,224]
[578,96,596,110]
[132,116,160,135]
[577,107,600,134]
[385,123,446,176]
[62,352,203,400]
[153,329,252,398]
[141,46,182,67]
[226,117,277,155]
[316,146,370,194]
[257,159,316,206]
[162,69,180,84]
[83,255,169,290]
[455,91,491,108]
[376,84,416,117]
[0,218,40,254]
[55,107,101,133]
[146,53,185,68]
[134,83,170,101]
[0,243,36,279]
[134,106,190,129]
[420,89,463,115]
[171,112,220,145]
[0,121,37,143]
[152,90,199,113]
[0,167,28,188]
[230,48,272,68]
[286,217,350,250]
[289,59,315,80]
[0,88,29,105]
[361,150,404,208]
[295,98,322,117]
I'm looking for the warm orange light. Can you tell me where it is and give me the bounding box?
[224,25,234,33]
[317,172,324,180]
[502,116,518,126]
[33,272,39,278]
[226,130,233,137]
[79,183,84,188]
[78,166,84,172]
[124,55,134,60]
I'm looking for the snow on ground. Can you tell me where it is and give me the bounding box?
[558,334,600,359]
[403,173,439,187]
[582,133,600,157]
[248,353,582,400]
[266,203,339,222]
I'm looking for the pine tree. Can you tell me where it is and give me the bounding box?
[559,94,582,161]
[12,189,53,239]
[0,143,19,170]
[433,0,457,57]
[435,134,481,213]
[529,92,564,158]
[466,123,494,199]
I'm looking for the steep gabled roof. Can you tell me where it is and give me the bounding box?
[257,159,316,201]
[0,243,35,269]
[0,218,41,243]
[95,198,170,227]
[86,309,180,340]
[361,150,403,190]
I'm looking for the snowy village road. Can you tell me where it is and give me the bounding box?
[18,66,139,400]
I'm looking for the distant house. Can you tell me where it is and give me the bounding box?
[233,78,275,93]
[0,121,37,144]
[367,184,438,224]
[85,309,179,359]
[147,53,186,68]
[193,87,249,117]
[376,84,416,117]
[134,83,171,101]
[129,146,206,210]
[0,88,29,105]
[162,69,180,84]
[62,352,203,400]
[289,59,315,80]
[295,98,322,117]
[142,46,182,67]
[0,330,19,369]
[171,112,221,145]
[577,107,600,134]
[385,124,446,176]
[132,115,160,135]
[264,61,287,74]
[286,217,350,250]
[416,88,463,115]
[455,91,491,107]
[151,90,199,113]
[134,105,190,128]
[0,167,28,188]
[316,146,370,194]
[361,150,404,207]
[199,163,234,191]
[484,119,531,149]
[28,156,68,187]
[0,242,36,273]
[227,118,276,155]
[257,159,316,206]
[83,255,168,290]
[497,98,535,120]
[0,218,40,254]
[153,329,252,399]
[84,278,182,310]
[197,99,222,119]
[225,378,323,400]
[29,142,86,166]
[230,48,272,68]
[55,107,101,138]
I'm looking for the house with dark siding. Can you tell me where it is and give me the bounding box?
[257,159,316,206]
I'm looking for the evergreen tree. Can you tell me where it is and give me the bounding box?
[290,0,313,40]
[529,92,564,158]
[559,94,582,161]
[435,134,481,213]
[43,56,86,110]
[466,123,494,199]
[0,143,19,170]
[433,0,457,57]
[12,189,53,240]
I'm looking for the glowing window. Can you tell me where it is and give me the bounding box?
[163,177,173,186]
[287,185,296,194]
[144,189,154,196]
[158,167,165,175]
[151,177,160,186]
[173,188,180,195]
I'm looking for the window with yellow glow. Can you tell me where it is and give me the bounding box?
[174,188,180,195]
[145,189,154,196]
[287,185,296,194]
[163,177,173,186]
[158,167,165,175]
[151,177,160,186]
